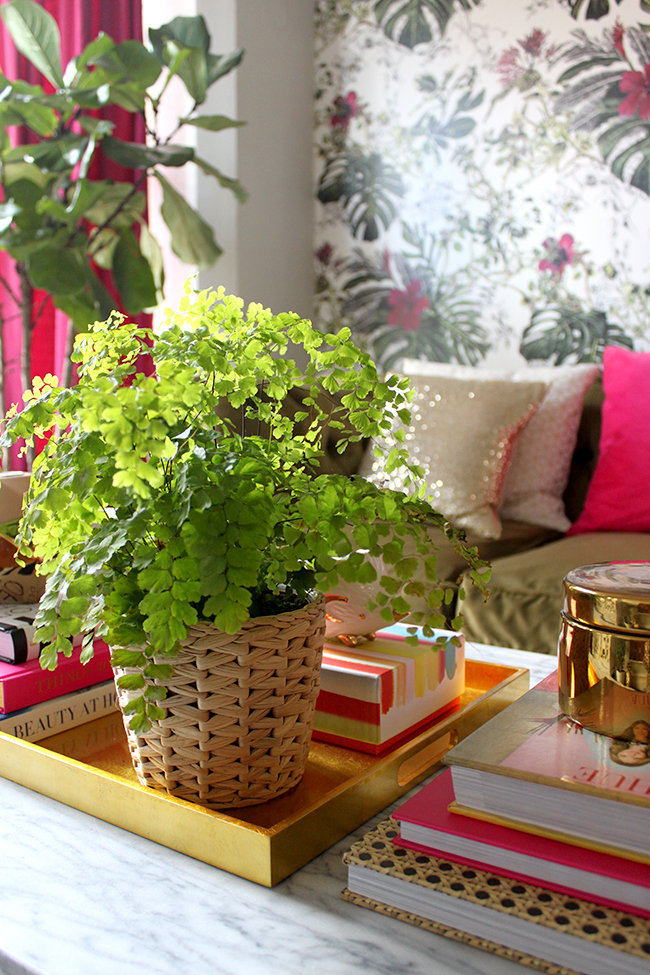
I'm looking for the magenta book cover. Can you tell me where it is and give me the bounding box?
[445,671,650,805]
[393,768,650,898]
[0,639,112,713]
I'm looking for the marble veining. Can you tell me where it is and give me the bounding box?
[0,645,556,975]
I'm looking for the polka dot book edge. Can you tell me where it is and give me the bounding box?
[342,819,650,975]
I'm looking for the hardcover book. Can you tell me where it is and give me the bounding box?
[444,672,650,862]
[393,768,650,918]
[313,624,464,753]
[0,639,112,713]
[0,680,118,742]
[343,819,650,975]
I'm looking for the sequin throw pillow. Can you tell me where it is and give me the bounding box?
[361,371,547,539]
[401,361,599,533]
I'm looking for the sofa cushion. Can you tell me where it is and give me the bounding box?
[569,347,650,535]
[362,370,547,539]
[499,363,599,532]
[402,360,599,532]
[458,532,650,654]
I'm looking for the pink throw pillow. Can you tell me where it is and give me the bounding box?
[568,346,650,535]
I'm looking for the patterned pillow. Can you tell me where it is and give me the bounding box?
[361,370,547,539]
[401,361,599,532]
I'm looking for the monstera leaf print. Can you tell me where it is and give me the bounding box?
[317,150,404,241]
[372,290,489,369]
[520,303,633,364]
[567,0,623,20]
[554,27,650,194]
[373,0,482,48]
[338,249,489,370]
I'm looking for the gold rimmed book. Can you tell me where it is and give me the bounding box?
[444,671,650,863]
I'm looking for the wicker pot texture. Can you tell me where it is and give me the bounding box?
[113,598,326,809]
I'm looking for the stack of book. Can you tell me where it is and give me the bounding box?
[343,670,650,975]
[0,603,117,742]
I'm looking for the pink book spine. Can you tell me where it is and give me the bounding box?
[0,640,113,713]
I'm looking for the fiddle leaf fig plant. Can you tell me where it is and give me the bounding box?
[1,284,488,732]
[0,0,246,394]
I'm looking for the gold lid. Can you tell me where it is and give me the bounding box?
[563,562,650,634]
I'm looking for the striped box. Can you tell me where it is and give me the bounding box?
[313,624,464,754]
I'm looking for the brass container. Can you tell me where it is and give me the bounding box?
[558,563,650,740]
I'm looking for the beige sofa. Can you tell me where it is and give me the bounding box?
[326,376,649,656]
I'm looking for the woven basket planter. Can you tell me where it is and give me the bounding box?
[113,598,326,809]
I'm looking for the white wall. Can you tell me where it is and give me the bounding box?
[143,0,315,320]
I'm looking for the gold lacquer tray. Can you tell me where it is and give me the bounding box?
[0,660,527,886]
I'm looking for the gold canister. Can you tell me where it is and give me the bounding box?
[558,562,650,740]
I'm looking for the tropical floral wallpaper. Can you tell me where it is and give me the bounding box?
[314,0,650,370]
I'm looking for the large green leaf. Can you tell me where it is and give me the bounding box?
[5,177,44,231]
[155,171,222,268]
[112,228,157,314]
[1,159,51,188]
[62,180,114,224]
[54,271,117,332]
[73,32,115,73]
[105,83,145,114]
[149,16,210,59]
[62,85,112,110]
[149,16,212,105]
[4,133,88,174]
[0,92,57,137]
[102,137,194,170]
[27,245,86,296]
[180,114,245,132]
[206,49,244,86]
[84,182,146,228]
[192,155,249,203]
[87,228,118,269]
[374,0,481,47]
[0,0,63,88]
[92,41,162,89]
[138,221,165,302]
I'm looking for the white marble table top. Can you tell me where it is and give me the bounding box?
[0,644,557,975]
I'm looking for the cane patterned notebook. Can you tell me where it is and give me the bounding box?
[342,820,650,975]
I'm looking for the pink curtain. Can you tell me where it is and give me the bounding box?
[0,0,146,467]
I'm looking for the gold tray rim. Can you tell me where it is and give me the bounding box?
[0,659,529,885]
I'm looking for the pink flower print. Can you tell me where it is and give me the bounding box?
[619,65,650,120]
[316,243,333,265]
[497,47,522,87]
[387,280,429,332]
[330,92,358,131]
[612,20,626,59]
[538,234,575,279]
[519,28,546,57]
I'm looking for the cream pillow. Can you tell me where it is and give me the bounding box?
[401,360,599,532]
[362,370,547,539]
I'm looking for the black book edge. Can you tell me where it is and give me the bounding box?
[0,623,29,664]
